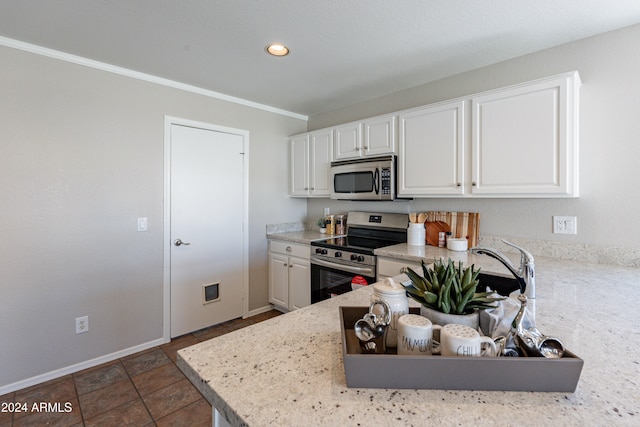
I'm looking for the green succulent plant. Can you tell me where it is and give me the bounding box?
[402,259,504,315]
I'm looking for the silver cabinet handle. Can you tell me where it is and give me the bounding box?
[286,246,292,252]
[174,239,191,246]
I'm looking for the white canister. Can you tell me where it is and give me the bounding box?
[447,237,468,252]
[371,278,409,348]
[397,314,437,356]
[407,223,426,246]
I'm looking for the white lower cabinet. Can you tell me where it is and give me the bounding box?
[269,240,311,311]
[377,257,422,281]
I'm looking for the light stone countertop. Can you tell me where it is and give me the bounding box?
[375,243,531,276]
[266,230,346,245]
[177,255,640,426]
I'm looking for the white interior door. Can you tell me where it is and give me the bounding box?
[167,121,247,338]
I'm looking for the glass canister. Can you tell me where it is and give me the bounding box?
[371,278,409,348]
[335,214,346,235]
[326,215,335,235]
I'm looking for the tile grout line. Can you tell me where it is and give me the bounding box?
[124,357,156,426]
[70,369,86,427]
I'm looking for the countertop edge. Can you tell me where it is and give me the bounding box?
[176,352,247,426]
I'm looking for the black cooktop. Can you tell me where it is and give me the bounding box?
[311,227,406,255]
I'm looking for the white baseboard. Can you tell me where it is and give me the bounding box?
[3,306,278,394]
[246,304,275,317]
[0,337,168,395]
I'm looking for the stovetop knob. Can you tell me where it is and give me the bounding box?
[335,252,342,258]
[350,254,358,261]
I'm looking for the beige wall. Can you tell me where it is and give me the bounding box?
[308,24,640,251]
[0,45,307,390]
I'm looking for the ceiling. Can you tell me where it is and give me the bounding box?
[2,0,640,118]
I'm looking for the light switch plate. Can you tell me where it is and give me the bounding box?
[137,217,148,232]
[553,216,577,234]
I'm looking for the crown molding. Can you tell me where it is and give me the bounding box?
[0,36,308,121]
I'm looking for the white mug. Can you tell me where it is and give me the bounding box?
[437,323,497,357]
[397,314,436,355]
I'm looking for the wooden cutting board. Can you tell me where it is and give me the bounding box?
[424,211,480,247]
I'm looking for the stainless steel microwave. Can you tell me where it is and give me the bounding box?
[330,155,396,200]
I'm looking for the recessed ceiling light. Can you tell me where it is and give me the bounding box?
[266,43,290,57]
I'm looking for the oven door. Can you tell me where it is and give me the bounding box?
[310,257,376,303]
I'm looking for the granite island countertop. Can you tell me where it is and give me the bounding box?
[177,256,640,426]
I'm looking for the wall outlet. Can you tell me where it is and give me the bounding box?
[553,216,577,234]
[76,316,89,334]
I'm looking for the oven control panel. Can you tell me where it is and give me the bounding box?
[311,247,375,267]
[368,214,382,223]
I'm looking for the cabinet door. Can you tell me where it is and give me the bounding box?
[398,101,465,196]
[364,114,396,156]
[377,257,422,281]
[269,253,289,308]
[290,134,309,196]
[289,257,311,310]
[471,72,580,197]
[333,122,362,160]
[309,129,333,196]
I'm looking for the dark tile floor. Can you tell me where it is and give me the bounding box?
[0,310,282,427]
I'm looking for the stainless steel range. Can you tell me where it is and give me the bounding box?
[310,211,408,303]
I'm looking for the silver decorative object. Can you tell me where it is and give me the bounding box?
[511,294,564,358]
[354,300,391,354]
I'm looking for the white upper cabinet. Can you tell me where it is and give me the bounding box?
[309,129,333,195]
[363,113,397,157]
[290,71,580,199]
[398,101,465,196]
[333,121,363,160]
[289,128,333,197]
[334,114,397,160]
[471,72,581,197]
[290,133,309,196]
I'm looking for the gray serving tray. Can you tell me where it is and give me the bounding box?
[340,306,583,392]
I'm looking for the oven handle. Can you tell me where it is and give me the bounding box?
[311,257,375,276]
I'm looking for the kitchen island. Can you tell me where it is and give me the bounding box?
[177,255,640,426]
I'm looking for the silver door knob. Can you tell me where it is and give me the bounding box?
[174,239,191,246]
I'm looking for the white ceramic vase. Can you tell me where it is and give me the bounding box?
[420,305,480,331]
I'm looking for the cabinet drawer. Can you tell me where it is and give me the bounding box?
[269,240,309,259]
[378,257,421,278]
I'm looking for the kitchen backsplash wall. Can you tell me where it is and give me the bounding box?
[307,198,640,268]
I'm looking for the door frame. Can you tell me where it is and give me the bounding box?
[163,115,250,341]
